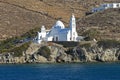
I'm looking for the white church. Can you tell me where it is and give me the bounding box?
[92,3,120,13]
[35,14,82,44]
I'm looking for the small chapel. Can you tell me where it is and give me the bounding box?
[35,14,82,44]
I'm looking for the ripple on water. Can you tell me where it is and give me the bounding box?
[0,63,119,80]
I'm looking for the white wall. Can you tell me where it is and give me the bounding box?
[47,36,53,41]
[37,32,41,40]
[119,3,120,7]
[112,3,117,8]
[67,30,71,41]
[41,32,46,38]
[92,3,120,13]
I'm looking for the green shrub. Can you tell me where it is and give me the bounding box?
[0,37,18,53]
[37,46,51,58]
[0,27,39,53]
[10,42,31,57]
[21,27,39,39]
[79,43,91,48]
[53,41,79,47]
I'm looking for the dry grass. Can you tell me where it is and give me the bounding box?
[77,9,120,40]
[0,0,119,40]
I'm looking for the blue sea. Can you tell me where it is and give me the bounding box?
[0,63,120,80]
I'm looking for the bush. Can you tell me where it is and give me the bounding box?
[10,42,31,57]
[79,43,91,48]
[53,41,79,47]
[97,39,120,48]
[0,37,18,53]
[37,46,51,58]
[21,27,39,39]
[0,27,39,53]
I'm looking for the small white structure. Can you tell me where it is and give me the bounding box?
[35,14,83,44]
[92,3,120,13]
[112,3,120,8]
[37,25,47,44]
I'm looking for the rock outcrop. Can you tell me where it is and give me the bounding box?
[73,45,120,62]
[0,42,120,63]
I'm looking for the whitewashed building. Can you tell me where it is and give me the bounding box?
[112,3,120,8]
[35,14,82,44]
[92,3,120,13]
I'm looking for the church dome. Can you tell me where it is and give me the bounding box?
[53,20,65,29]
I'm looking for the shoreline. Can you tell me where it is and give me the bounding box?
[0,41,120,64]
[0,61,120,64]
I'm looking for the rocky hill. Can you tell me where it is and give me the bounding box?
[0,0,86,40]
[0,41,120,63]
[0,0,120,40]
[77,8,120,40]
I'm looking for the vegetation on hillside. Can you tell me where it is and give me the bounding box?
[53,41,79,47]
[97,39,120,48]
[10,41,31,57]
[0,27,37,54]
[21,27,40,39]
[0,0,120,56]
[78,8,120,40]
[0,37,31,57]
[37,46,51,59]
[79,43,92,48]
[0,37,18,53]
[1,0,116,40]
[0,0,120,40]
[82,28,100,41]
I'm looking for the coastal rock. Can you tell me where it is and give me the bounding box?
[73,46,120,62]
[115,49,120,60]
[100,49,117,62]
[49,43,72,62]
[33,54,47,63]
[0,42,120,63]
[25,43,41,55]
[13,57,26,63]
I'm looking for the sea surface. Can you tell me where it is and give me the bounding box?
[0,63,120,80]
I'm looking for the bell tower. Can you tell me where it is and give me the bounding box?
[41,25,46,38]
[70,14,77,41]
[37,25,46,44]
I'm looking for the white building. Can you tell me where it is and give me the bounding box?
[112,3,120,8]
[35,14,82,44]
[92,3,120,13]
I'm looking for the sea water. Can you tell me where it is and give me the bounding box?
[0,63,120,80]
